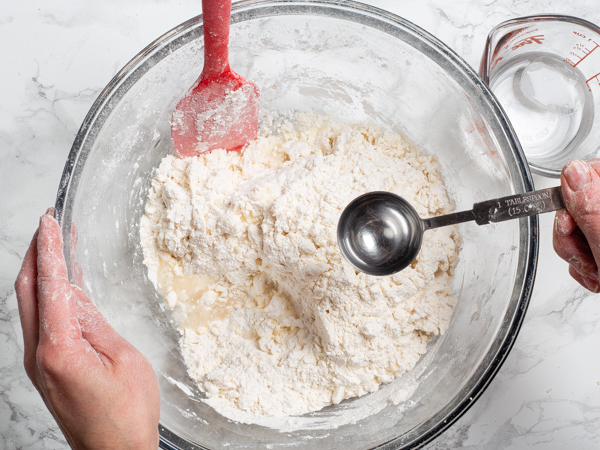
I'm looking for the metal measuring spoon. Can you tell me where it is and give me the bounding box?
[337,187,565,276]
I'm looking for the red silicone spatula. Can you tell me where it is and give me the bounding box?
[171,0,260,157]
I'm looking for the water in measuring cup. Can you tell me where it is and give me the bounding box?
[490,53,593,162]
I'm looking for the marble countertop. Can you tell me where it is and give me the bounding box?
[2,0,600,448]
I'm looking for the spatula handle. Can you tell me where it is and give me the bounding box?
[201,0,232,78]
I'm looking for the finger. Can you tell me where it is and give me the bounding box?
[569,264,600,293]
[36,214,80,346]
[561,160,600,270]
[70,221,78,254]
[72,287,131,365]
[553,227,598,280]
[15,228,40,380]
[69,223,84,289]
[72,262,84,290]
[588,158,600,173]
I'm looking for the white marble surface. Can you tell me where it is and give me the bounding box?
[2,0,600,448]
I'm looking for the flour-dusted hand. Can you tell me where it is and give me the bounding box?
[14,210,160,450]
[553,159,600,293]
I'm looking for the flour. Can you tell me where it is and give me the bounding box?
[171,85,257,154]
[140,112,460,419]
[193,85,255,137]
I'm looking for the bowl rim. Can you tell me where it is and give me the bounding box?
[54,1,538,449]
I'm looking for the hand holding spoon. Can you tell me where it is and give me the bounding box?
[337,187,565,276]
[171,0,260,157]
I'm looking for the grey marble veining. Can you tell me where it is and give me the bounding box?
[2,1,600,449]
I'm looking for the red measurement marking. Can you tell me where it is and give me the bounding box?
[572,41,600,67]
[586,71,600,91]
[490,56,503,72]
[511,35,544,50]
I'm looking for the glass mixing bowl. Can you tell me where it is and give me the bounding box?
[54,1,537,448]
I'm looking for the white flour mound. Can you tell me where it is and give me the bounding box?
[140,112,460,419]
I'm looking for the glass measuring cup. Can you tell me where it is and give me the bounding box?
[480,15,600,177]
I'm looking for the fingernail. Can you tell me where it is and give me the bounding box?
[583,276,600,293]
[39,213,53,228]
[564,160,592,192]
[569,257,582,272]
[555,210,570,236]
[45,208,53,215]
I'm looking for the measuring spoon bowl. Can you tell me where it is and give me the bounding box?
[337,192,423,275]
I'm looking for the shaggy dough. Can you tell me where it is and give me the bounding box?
[140,112,460,417]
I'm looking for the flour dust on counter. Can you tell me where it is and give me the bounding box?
[140,111,460,420]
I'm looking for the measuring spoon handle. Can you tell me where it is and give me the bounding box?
[423,186,564,230]
[474,186,564,224]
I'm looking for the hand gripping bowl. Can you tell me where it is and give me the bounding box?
[55,1,537,448]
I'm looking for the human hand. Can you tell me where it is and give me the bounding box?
[14,210,161,449]
[553,159,600,293]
